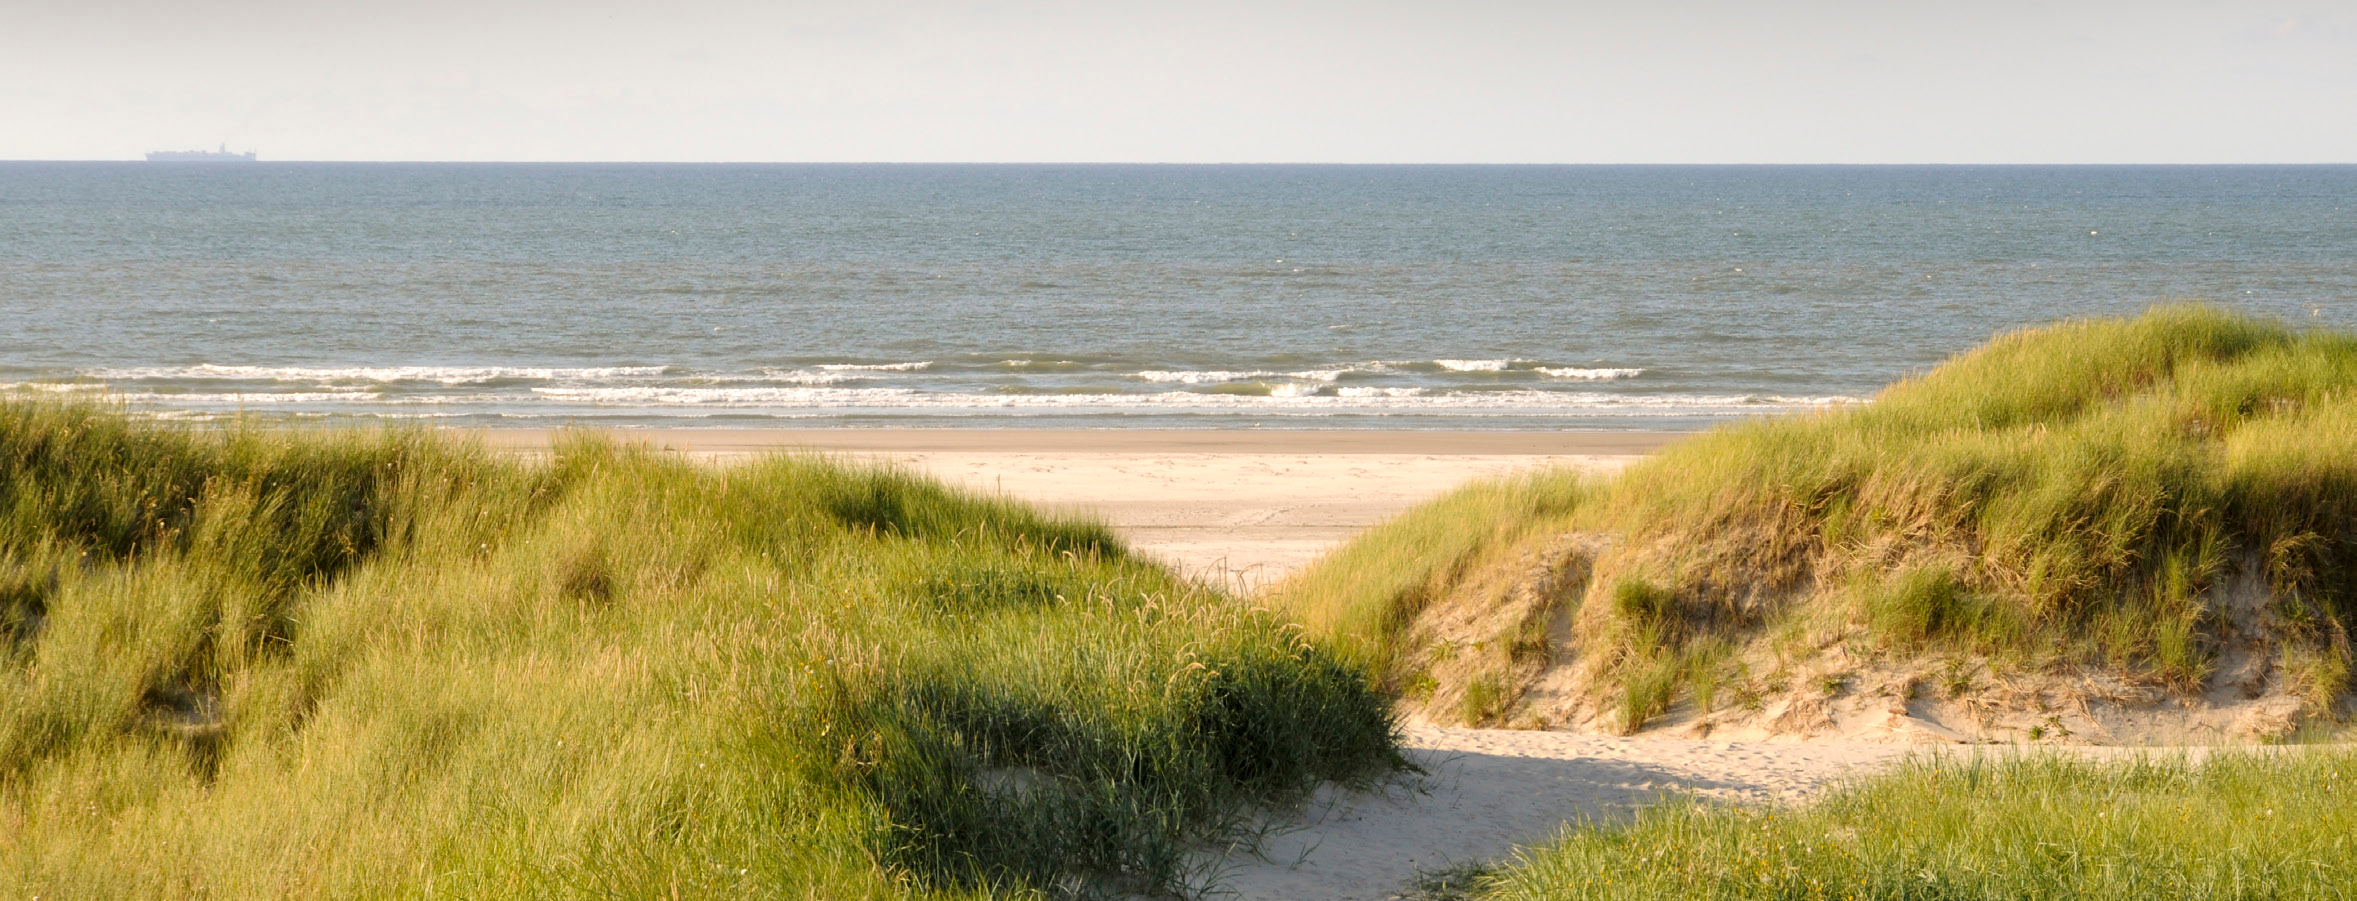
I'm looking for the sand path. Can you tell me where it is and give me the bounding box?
[1200,728,2297,900]
[1201,726,1913,900]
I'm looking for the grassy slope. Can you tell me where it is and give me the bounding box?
[1489,750,2357,901]
[1276,307,2357,732]
[0,402,1400,899]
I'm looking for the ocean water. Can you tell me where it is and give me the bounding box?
[3,163,2352,430]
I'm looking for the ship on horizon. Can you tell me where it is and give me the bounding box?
[146,143,256,162]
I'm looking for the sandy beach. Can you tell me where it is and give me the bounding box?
[470,428,1678,589]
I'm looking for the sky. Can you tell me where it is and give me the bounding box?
[3,0,2353,163]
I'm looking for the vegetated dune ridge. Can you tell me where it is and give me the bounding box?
[1485,748,2357,901]
[0,401,1401,899]
[1276,306,2357,744]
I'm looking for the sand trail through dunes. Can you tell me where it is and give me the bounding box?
[1198,726,1912,901]
[1198,726,2319,901]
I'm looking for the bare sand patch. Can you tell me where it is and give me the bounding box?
[1197,725,1911,900]
[1200,726,2294,901]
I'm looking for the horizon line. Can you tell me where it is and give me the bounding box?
[10,158,2357,166]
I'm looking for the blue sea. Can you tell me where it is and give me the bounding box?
[3,163,2351,430]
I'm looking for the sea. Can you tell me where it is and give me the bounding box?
[3,163,2352,431]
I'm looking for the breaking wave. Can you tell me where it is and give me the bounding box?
[1537,367,1644,380]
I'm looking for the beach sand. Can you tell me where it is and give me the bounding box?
[470,428,1676,590]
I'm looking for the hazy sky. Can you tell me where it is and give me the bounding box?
[5,0,2353,162]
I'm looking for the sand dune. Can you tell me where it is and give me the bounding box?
[471,426,2246,900]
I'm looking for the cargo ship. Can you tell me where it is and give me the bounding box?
[146,144,256,162]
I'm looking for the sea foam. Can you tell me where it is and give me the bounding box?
[815,362,933,372]
[1537,367,1644,380]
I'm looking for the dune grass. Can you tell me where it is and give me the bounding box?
[1275,306,2357,730]
[0,400,1401,898]
[1271,469,1593,683]
[1486,750,2357,901]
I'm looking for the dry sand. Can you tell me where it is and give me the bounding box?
[1198,727,2268,901]
[469,428,1673,590]
[1198,726,1915,900]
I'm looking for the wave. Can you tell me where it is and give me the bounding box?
[748,369,856,386]
[1537,367,1644,380]
[1136,361,1639,383]
[1135,369,1345,385]
[1433,359,1518,372]
[1196,383,1427,399]
[1191,381,1331,398]
[989,385,1130,396]
[117,391,409,405]
[67,361,1642,394]
[534,386,918,405]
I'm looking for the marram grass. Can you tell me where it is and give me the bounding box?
[0,401,1402,899]
[1276,306,2357,730]
[1486,750,2357,901]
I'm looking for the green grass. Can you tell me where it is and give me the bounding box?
[1271,469,1592,679]
[1277,306,2357,730]
[1486,750,2357,901]
[1267,470,1593,725]
[0,400,1403,898]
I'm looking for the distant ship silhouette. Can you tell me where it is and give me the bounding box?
[146,143,256,162]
